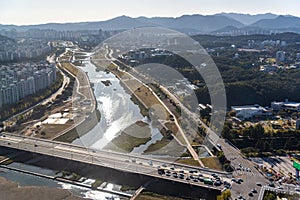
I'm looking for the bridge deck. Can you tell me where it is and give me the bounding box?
[0,133,228,191]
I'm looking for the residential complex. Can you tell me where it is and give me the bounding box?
[0,39,52,62]
[0,63,56,108]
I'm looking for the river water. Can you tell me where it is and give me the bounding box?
[72,58,163,153]
[0,162,124,200]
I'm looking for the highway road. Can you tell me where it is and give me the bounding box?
[0,133,229,192]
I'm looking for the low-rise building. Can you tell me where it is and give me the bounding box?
[271,100,300,112]
[231,104,271,120]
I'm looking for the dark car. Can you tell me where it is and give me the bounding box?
[179,173,184,178]
[214,181,222,186]
[251,188,257,193]
[256,182,262,187]
[224,181,230,185]
[269,183,275,187]
[237,178,243,182]
[158,169,165,175]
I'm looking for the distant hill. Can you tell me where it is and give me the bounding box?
[218,13,278,25]
[0,16,155,31]
[165,14,244,33]
[0,14,244,34]
[1,13,300,35]
[136,16,174,27]
[212,14,300,35]
[251,15,300,29]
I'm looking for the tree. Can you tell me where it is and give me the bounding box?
[221,123,232,139]
[217,189,231,200]
[217,151,226,164]
[223,190,231,199]
[263,192,276,200]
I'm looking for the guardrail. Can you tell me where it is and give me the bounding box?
[1,132,230,176]
[0,133,225,191]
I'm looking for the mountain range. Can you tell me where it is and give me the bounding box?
[1,13,300,35]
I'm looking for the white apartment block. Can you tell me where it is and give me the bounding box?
[0,63,56,109]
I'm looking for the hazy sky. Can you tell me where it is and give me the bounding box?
[1,0,300,25]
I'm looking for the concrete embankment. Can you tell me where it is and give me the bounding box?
[5,150,221,200]
[54,55,100,143]
[0,160,131,198]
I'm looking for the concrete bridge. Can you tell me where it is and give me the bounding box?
[0,133,227,199]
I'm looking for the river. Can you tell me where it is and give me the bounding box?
[72,57,163,153]
[0,162,125,200]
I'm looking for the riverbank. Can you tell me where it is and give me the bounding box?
[104,121,151,152]
[51,49,98,143]
[0,176,84,200]
[100,49,204,166]
[92,52,185,156]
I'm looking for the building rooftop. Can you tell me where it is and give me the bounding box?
[232,105,265,111]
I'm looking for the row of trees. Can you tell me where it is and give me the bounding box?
[222,123,300,154]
